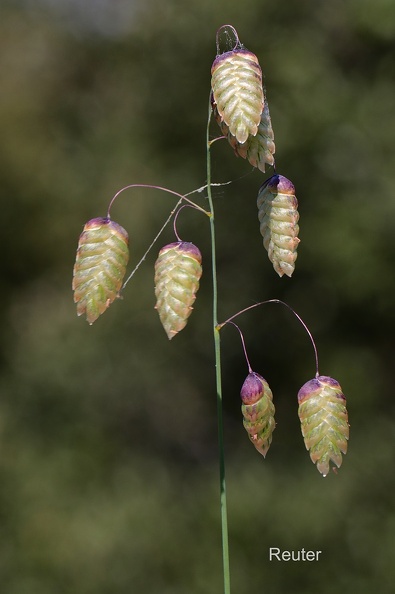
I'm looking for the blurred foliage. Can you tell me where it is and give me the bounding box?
[1,0,395,592]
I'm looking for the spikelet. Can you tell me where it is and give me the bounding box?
[298,376,349,477]
[212,92,275,173]
[257,174,300,277]
[211,49,264,144]
[154,242,202,340]
[72,217,129,324]
[240,372,276,458]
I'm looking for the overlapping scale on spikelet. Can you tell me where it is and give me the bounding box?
[212,93,275,173]
[72,217,129,324]
[257,174,300,277]
[154,242,202,340]
[298,376,349,477]
[211,49,264,144]
[240,372,276,458]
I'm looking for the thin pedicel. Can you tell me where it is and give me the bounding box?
[218,299,320,378]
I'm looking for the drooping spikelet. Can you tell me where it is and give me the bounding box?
[298,376,349,477]
[212,92,275,173]
[240,372,276,458]
[211,48,264,144]
[72,217,129,324]
[154,242,202,340]
[257,174,300,277]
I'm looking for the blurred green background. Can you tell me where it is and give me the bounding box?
[1,0,395,592]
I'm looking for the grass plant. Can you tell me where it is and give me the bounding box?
[72,25,350,594]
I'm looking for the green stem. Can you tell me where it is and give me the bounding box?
[206,98,231,594]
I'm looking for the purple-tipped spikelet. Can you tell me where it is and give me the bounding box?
[154,242,202,340]
[257,174,300,277]
[211,49,264,144]
[298,376,349,477]
[240,372,275,458]
[72,217,129,324]
[212,93,275,173]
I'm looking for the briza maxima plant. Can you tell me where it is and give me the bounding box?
[72,24,349,594]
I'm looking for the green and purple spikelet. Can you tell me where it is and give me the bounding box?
[257,174,300,277]
[298,376,349,476]
[212,93,275,173]
[211,48,264,144]
[240,372,276,458]
[72,217,129,324]
[154,241,202,340]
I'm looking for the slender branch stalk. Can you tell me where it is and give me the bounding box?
[107,183,210,219]
[218,298,320,378]
[227,321,253,373]
[122,198,182,289]
[206,98,231,594]
[109,186,210,291]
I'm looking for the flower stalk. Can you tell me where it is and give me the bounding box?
[206,96,231,594]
